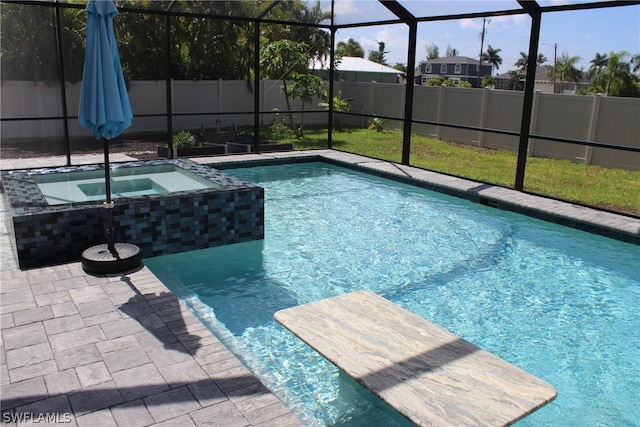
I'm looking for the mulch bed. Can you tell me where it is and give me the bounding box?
[0,135,167,161]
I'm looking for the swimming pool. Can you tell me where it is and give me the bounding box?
[145,162,640,426]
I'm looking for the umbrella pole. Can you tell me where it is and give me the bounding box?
[81,138,141,275]
[102,137,117,256]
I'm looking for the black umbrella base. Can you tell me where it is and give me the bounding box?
[82,242,142,275]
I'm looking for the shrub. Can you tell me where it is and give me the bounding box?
[173,130,197,149]
[270,122,296,140]
[367,117,388,132]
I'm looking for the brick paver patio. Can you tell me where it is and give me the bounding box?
[0,157,303,426]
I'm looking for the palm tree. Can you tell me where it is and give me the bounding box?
[514,52,546,73]
[631,54,640,73]
[482,45,503,71]
[336,38,364,58]
[550,53,582,93]
[514,52,528,72]
[507,70,523,90]
[537,54,548,66]
[587,52,609,86]
[602,51,632,96]
[319,90,353,131]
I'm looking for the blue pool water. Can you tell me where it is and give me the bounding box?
[145,162,640,426]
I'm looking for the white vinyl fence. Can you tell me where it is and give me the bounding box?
[2,79,639,170]
[338,81,640,170]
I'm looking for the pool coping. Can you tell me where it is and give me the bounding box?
[193,149,640,245]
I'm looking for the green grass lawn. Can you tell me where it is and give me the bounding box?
[281,126,640,217]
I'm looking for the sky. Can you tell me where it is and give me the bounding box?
[316,0,640,74]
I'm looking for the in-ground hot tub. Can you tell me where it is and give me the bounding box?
[1,159,264,269]
[33,163,219,205]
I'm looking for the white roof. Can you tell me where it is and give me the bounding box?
[310,56,402,74]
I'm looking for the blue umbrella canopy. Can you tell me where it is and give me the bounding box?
[78,0,132,140]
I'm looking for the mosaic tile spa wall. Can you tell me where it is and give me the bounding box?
[1,159,264,269]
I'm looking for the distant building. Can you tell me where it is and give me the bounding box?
[495,65,555,92]
[494,65,590,94]
[310,56,405,84]
[416,56,493,87]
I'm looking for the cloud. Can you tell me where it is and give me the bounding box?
[334,0,359,16]
[460,18,483,30]
[373,26,410,63]
[492,14,528,29]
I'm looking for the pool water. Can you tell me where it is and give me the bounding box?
[34,164,216,204]
[145,162,640,426]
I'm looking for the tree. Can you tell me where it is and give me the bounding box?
[445,45,458,57]
[585,52,608,89]
[536,54,548,66]
[116,8,170,80]
[514,51,546,74]
[514,52,528,72]
[261,40,310,135]
[0,3,85,82]
[600,51,638,97]
[631,54,640,73]
[425,43,439,60]
[287,73,327,135]
[336,38,364,58]
[368,41,389,65]
[116,1,258,81]
[481,75,495,88]
[261,0,331,63]
[550,53,582,93]
[507,70,523,90]
[482,45,503,71]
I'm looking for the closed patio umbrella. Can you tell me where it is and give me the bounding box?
[78,0,141,275]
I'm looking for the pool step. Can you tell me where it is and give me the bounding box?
[275,290,556,427]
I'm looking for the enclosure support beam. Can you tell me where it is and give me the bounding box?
[328,0,336,149]
[165,15,174,158]
[254,21,261,153]
[402,21,417,165]
[54,4,71,166]
[252,3,280,152]
[380,1,417,165]
[515,1,542,190]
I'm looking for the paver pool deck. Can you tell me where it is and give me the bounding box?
[1,150,639,426]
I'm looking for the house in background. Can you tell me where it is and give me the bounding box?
[310,56,405,83]
[494,64,590,94]
[415,56,493,87]
[495,65,555,92]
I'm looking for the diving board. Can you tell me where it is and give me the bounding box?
[274,290,556,426]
